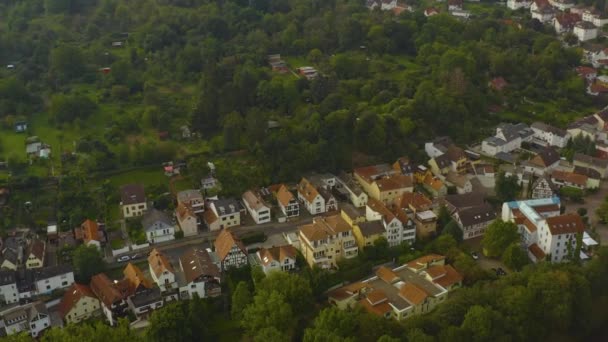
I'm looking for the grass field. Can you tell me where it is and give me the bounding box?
[105,166,168,187]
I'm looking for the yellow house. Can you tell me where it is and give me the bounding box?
[59,284,101,324]
[340,204,366,227]
[26,240,45,269]
[298,215,358,269]
[354,165,414,204]
[327,255,462,321]
[352,221,386,248]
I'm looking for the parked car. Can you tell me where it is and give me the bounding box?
[130,253,142,260]
[471,252,479,260]
[496,267,507,276]
[117,255,130,263]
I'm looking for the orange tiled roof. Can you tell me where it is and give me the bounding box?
[297,178,321,204]
[399,282,428,305]
[376,266,400,284]
[58,284,97,318]
[276,184,295,207]
[148,248,175,279]
[214,229,247,260]
[123,263,154,295]
[545,214,585,235]
[81,219,99,243]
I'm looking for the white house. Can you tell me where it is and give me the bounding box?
[0,302,50,338]
[366,198,416,247]
[507,0,532,10]
[297,178,327,215]
[530,122,570,148]
[336,173,369,207]
[548,0,575,11]
[0,271,18,305]
[256,245,298,274]
[502,198,586,262]
[206,199,241,230]
[424,137,453,158]
[120,184,147,218]
[554,13,581,34]
[142,209,175,244]
[531,6,555,23]
[242,190,271,224]
[178,247,221,300]
[33,265,74,295]
[381,0,397,10]
[574,21,598,42]
[148,249,177,293]
[176,189,205,214]
[482,123,533,156]
[275,185,299,218]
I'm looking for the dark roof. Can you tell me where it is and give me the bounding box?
[357,221,386,237]
[27,239,45,261]
[33,264,73,280]
[573,166,601,179]
[212,199,240,216]
[2,248,18,265]
[531,122,568,138]
[433,154,452,169]
[574,153,608,168]
[90,273,123,307]
[180,247,221,284]
[457,204,496,227]
[142,209,173,232]
[546,214,585,235]
[535,147,561,167]
[129,287,162,307]
[444,193,485,211]
[0,270,16,286]
[16,269,35,292]
[446,145,466,162]
[120,184,146,205]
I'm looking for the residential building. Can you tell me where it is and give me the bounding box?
[242,190,271,224]
[573,166,601,188]
[422,173,447,198]
[367,197,416,246]
[178,247,221,299]
[256,245,298,274]
[531,176,558,199]
[551,170,588,190]
[297,177,338,215]
[481,123,533,156]
[448,0,463,12]
[33,264,74,295]
[522,147,562,176]
[336,173,369,207]
[576,66,598,81]
[128,287,164,317]
[507,0,532,10]
[81,219,102,249]
[443,193,486,214]
[122,263,163,317]
[502,198,585,262]
[573,153,608,178]
[554,12,581,34]
[424,7,439,17]
[0,302,50,338]
[89,273,128,326]
[275,184,299,218]
[298,215,359,269]
[120,184,147,218]
[353,221,386,248]
[549,0,575,11]
[445,171,473,194]
[148,249,177,293]
[354,165,413,204]
[25,240,44,269]
[531,4,555,23]
[214,229,248,271]
[425,137,454,158]
[453,204,496,240]
[176,203,199,237]
[582,9,608,27]
[142,209,175,244]
[428,154,452,176]
[205,199,241,231]
[58,284,101,324]
[327,255,461,320]
[176,189,205,214]
[414,210,439,239]
[530,122,570,148]
[341,204,366,227]
[574,21,598,42]
[0,271,17,305]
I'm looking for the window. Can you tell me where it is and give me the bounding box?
[191,284,196,289]
[46,285,51,290]
[139,205,145,209]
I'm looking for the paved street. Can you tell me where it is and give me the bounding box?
[105,217,312,267]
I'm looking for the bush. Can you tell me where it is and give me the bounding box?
[111,239,125,250]
[241,231,266,245]
[174,231,184,239]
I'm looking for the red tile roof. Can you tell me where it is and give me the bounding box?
[58,284,98,319]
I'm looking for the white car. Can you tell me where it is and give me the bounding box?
[117,255,130,263]
[471,252,479,260]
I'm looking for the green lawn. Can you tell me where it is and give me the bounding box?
[106,166,168,188]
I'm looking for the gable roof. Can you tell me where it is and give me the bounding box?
[276,185,296,207]
[573,153,608,168]
[376,266,400,284]
[353,164,396,184]
[180,247,220,283]
[90,273,123,306]
[27,239,45,261]
[426,264,463,288]
[257,245,297,266]
[444,193,485,211]
[120,184,146,205]
[406,254,446,270]
[433,154,452,169]
[531,122,568,138]
[123,263,154,295]
[532,147,561,168]
[573,166,601,179]
[242,190,269,211]
[142,209,173,232]
[457,204,496,227]
[366,197,397,225]
[214,229,247,260]
[395,192,432,211]
[148,248,175,279]
[399,282,429,305]
[532,176,558,192]
[551,170,588,187]
[81,219,99,243]
[545,214,585,235]
[555,12,582,29]
[58,284,98,318]
[375,174,413,191]
[299,215,353,242]
[176,202,195,221]
[298,178,321,204]
[357,221,386,237]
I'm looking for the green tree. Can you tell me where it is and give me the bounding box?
[242,291,294,337]
[49,94,97,124]
[253,327,289,342]
[50,45,86,82]
[481,220,520,258]
[495,172,521,202]
[501,243,530,271]
[442,220,463,243]
[231,281,252,321]
[461,305,505,341]
[146,302,192,342]
[72,245,105,283]
[303,307,357,342]
[256,271,313,313]
[41,319,141,342]
[222,111,244,151]
[596,199,608,223]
